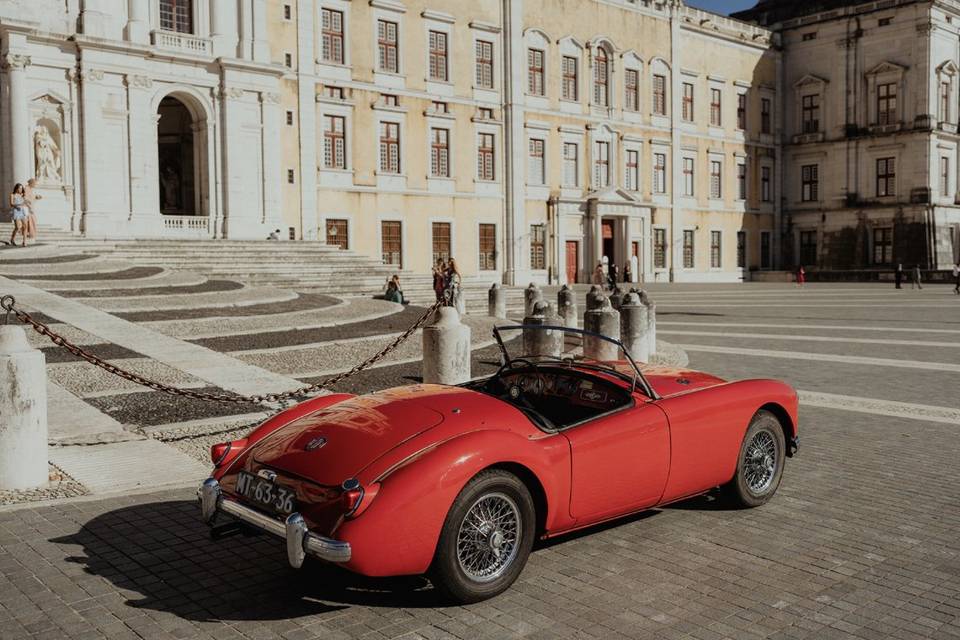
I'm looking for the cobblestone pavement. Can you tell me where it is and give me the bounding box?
[1,284,959,639]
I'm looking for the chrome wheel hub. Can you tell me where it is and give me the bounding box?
[744,430,777,494]
[456,492,521,583]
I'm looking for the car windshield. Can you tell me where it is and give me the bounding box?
[492,324,658,400]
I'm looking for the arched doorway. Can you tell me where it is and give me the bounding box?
[157,95,200,216]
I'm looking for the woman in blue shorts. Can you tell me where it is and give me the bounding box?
[9,183,28,247]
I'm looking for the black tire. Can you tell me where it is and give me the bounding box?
[724,410,786,508]
[430,470,536,604]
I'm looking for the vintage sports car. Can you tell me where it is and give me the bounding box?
[199,325,798,603]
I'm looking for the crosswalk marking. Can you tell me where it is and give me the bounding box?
[798,391,960,425]
[677,343,960,373]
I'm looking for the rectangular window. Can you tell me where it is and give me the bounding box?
[737,231,746,268]
[478,107,493,119]
[653,153,667,194]
[942,82,951,122]
[381,221,402,267]
[737,162,747,200]
[802,94,820,133]
[323,115,346,169]
[625,149,639,191]
[653,75,667,115]
[737,93,747,130]
[286,110,294,126]
[528,138,545,185]
[710,231,722,268]
[682,157,694,196]
[761,166,772,202]
[287,168,295,183]
[428,30,448,81]
[379,121,400,174]
[760,231,771,269]
[475,40,494,89]
[321,8,344,64]
[682,82,694,122]
[624,69,639,112]
[710,160,722,199]
[562,56,578,101]
[593,50,609,106]
[377,20,398,73]
[160,0,193,33]
[478,133,495,180]
[383,93,399,106]
[801,164,819,202]
[942,156,951,197]
[432,100,447,113]
[802,32,817,41]
[593,141,609,189]
[530,224,546,270]
[432,222,451,264]
[876,157,896,196]
[430,128,450,178]
[654,228,667,269]
[879,17,892,27]
[761,97,772,134]
[683,230,695,269]
[873,227,893,265]
[479,224,497,270]
[326,218,349,250]
[563,142,579,187]
[799,230,817,265]
[528,49,544,96]
[284,53,293,68]
[324,85,345,99]
[710,88,722,126]
[283,4,292,20]
[877,82,897,125]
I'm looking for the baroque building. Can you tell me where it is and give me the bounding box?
[735,0,960,271]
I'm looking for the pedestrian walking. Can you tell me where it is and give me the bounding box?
[894,263,903,289]
[608,263,619,290]
[8,183,28,247]
[623,262,632,285]
[593,262,605,288]
[911,264,923,290]
[432,258,446,302]
[796,265,806,287]
[23,178,41,241]
[953,263,960,295]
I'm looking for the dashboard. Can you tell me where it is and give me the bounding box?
[499,370,630,416]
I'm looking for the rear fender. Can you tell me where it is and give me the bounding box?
[336,429,570,577]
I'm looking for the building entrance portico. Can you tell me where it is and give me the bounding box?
[155,93,212,238]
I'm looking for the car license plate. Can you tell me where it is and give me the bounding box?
[235,471,297,515]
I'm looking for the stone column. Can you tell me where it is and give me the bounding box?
[422,307,471,385]
[124,75,157,234]
[4,54,32,185]
[251,0,271,63]
[210,0,239,58]
[0,326,48,491]
[501,0,527,285]
[260,92,284,231]
[125,0,149,44]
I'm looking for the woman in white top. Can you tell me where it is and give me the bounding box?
[24,178,42,240]
[9,183,28,247]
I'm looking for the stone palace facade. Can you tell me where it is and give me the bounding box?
[2,0,958,281]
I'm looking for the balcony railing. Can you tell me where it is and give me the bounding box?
[162,215,211,238]
[151,30,211,56]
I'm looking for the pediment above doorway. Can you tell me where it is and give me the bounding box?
[585,186,641,205]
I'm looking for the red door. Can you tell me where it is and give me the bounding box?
[563,403,670,521]
[565,241,579,283]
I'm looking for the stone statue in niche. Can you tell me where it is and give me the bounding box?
[160,165,181,211]
[34,124,61,183]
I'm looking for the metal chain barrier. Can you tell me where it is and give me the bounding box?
[0,294,444,406]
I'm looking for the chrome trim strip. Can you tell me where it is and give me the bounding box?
[198,478,352,565]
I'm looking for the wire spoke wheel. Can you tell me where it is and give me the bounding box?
[455,492,521,583]
[743,430,778,494]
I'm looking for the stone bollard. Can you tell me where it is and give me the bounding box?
[583,297,620,361]
[488,283,506,319]
[619,292,650,363]
[452,286,466,317]
[523,283,543,317]
[557,285,578,329]
[522,300,562,357]
[0,326,48,491]
[609,286,624,311]
[585,285,606,311]
[646,299,657,356]
[422,307,471,385]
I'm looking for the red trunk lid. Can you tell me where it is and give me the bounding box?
[249,391,445,485]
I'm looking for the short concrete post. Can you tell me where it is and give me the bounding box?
[522,300,562,357]
[585,285,606,311]
[646,299,657,356]
[422,307,471,385]
[557,285,578,329]
[582,297,620,361]
[0,326,48,491]
[488,283,506,319]
[619,292,650,363]
[523,283,543,317]
[609,286,624,311]
[452,286,466,317]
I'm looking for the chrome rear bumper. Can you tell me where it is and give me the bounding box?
[198,478,351,568]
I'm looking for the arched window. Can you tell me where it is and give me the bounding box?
[594,48,609,107]
[160,0,193,34]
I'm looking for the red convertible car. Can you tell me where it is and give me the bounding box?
[199,325,798,603]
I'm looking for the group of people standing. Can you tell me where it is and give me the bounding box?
[8,178,42,247]
[432,258,462,303]
[592,261,634,291]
